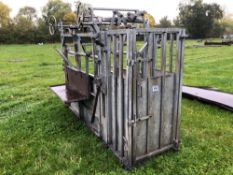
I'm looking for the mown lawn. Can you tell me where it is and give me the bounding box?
[0,42,232,175]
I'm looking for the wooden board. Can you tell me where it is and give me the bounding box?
[183,86,233,111]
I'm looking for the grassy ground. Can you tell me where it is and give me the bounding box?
[0,41,232,175]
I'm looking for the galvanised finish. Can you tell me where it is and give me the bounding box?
[49,2,186,169]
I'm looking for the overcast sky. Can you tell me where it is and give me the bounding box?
[2,0,233,21]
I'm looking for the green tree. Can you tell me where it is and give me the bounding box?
[17,6,37,21]
[159,16,172,28]
[14,6,37,31]
[0,1,11,27]
[14,16,34,31]
[11,7,37,44]
[178,0,223,38]
[63,12,77,25]
[42,0,72,21]
[173,17,181,27]
[144,12,156,27]
[220,14,233,34]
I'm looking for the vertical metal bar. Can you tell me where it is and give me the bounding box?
[148,33,154,77]
[172,31,181,146]
[145,32,154,153]
[125,31,131,165]
[153,34,160,77]
[73,36,81,70]
[101,32,107,143]
[118,34,124,156]
[97,44,102,138]
[153,34,158,77]
[86,52,89,75]
[125,30,136,167]
[92,40,98,77]
[63,44,69,85]
[159,32,167,148]
[145,79,149,154]
[143,33,148,153]
[175,30,185,145]
[169,33,174,72]
[92,40,101,135]
[132,31,137,164]
[106,34,112,143]
[142,34,149,78]
[112,34,117,150]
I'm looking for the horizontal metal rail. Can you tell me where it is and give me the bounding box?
[93,7,139,12]
[136,144,174,161]
[61,33,98,38]
[68,51,98,59]
[104,28,186,36]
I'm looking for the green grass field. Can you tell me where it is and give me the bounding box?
[0,41,232,175]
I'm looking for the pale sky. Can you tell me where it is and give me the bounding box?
[2,0,233,22]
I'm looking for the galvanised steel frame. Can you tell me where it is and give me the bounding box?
[50,3,186,168]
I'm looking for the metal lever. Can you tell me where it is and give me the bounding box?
[91,86,101,123]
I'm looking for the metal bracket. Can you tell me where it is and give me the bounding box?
[91,77,103,124]
[94,77,102,87]
[136,57,152,63]
[123,136,128,152]
[127,60,135,66]
[128,115,152,126]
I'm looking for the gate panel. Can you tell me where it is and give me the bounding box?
[108,34,125,156]
[53,27,186,168]
[161,73,175,146]
[135,78,148,157]
[131,30,185,161]
[148,77,161,152]
[66,67,90,101]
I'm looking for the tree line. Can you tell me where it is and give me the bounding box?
[0,0,74,44]
[158,0,233,38]
[0,0,233,44]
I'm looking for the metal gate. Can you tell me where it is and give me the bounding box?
[48,4,187,168]
[51,27,185,168]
